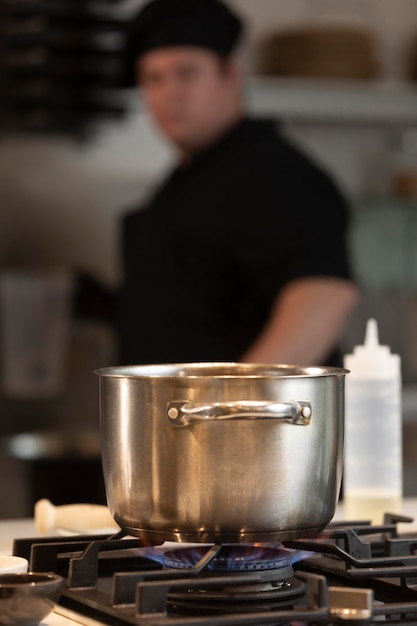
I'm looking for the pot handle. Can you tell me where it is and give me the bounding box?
[166,400,311,427]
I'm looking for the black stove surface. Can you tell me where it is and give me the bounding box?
[12,513,417,625]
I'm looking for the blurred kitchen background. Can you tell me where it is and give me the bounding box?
[1,0,417,518]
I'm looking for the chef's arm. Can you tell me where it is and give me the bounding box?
[240,277,360,365]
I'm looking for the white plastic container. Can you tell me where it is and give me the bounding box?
[343,318,402,524]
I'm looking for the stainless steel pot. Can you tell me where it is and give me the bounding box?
[95,363,347,543]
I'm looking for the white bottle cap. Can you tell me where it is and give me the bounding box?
[343,318,401,380]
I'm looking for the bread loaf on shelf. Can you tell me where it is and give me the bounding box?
[256,25,380,79]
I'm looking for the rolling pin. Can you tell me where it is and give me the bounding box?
[34,498,119,534]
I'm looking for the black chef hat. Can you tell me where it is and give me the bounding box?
[120,0,244,86]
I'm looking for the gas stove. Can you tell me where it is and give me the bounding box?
[12,513,417,625]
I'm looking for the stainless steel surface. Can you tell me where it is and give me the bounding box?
[328,587,373,620]
[96,363,347,543]
[166,399,312,426]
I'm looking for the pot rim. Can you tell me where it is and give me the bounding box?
[94,362,349,379]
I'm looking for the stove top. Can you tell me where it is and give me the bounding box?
[12,513,417,625]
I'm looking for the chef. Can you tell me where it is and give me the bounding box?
[117,0,359,367]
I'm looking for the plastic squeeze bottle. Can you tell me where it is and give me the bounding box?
[343,318,402,524]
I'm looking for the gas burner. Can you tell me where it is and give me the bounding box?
[166,575,306,617]
[162,544,294,571]
[162,544,305,616]
[11,514,417,626]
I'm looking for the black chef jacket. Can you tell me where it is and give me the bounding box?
[118,118,353,366]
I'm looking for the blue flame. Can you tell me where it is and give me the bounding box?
[135,543,317,571]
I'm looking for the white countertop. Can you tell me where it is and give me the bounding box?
[1,499,417,626]
[333,497,417,532]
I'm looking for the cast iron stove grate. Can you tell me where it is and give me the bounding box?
[12,513,417,625]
